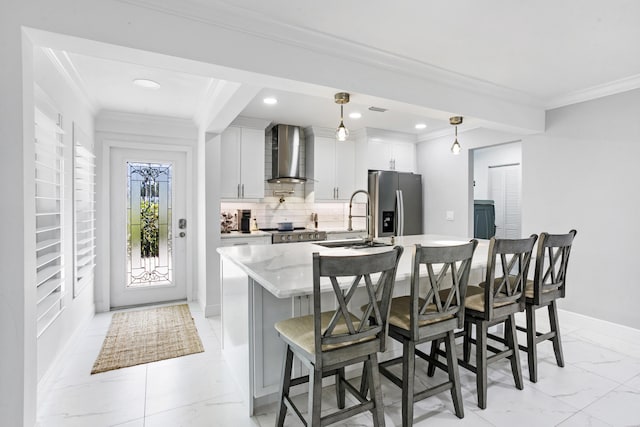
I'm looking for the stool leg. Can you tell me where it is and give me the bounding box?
[476,321,488,409]
[549,301,565,367]
[445,330,464,418]
[506,314,524,390]
[308,366,322,427]
[360,360,370,397]
[427,338,440,377]
[402,339,415,427]
[336,367,346,409]
[369,354,386,427]
[463,321,472,363]
[526,305,538,383]
[276,345,294,427]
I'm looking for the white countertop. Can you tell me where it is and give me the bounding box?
[220,230,271,239]
[217,234,490,298]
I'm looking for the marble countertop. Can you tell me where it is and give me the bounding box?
[217,234,490,298]
[220,230,271,239]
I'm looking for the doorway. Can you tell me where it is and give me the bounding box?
[472,141,522,239]
[109,148,188,308]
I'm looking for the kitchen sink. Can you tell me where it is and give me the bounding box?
[314,239,392,249]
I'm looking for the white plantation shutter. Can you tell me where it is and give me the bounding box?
[34,104,65,336]
[73,124,96,297]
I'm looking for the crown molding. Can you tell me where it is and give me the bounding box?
[41,48,98,114]
[364,128,417,144]
[545,74,640,110]
[230,116,271,130]
[96,110,197,139]
[116,0,544,110]
[417,125,481,143]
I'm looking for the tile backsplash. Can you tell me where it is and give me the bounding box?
[221,199,366,231]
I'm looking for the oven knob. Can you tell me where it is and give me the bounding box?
[314,233,319,239]
[287,235,292,241]
[299,234,304,240]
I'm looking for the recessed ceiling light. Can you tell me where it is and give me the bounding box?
[415,123,427,130]
[263,97,278,105]
[132,79,161,89]
[349,112,362,119]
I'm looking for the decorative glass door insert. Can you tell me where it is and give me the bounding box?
[127,162,173,287]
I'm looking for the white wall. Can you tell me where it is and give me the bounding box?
[418,89,640,329]
[473,141,521,200]
[522,89,640,328]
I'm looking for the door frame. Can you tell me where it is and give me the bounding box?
[98,139,195,311]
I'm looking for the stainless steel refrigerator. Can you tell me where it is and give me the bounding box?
[368,170,423,237]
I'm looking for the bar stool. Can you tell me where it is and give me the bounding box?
[455,235,537,409]
[377,241,478,426]
[274,247,403,427]
[518,230,577,382]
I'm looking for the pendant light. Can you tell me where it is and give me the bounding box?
[334,92,350,141]
[450,116,463,155]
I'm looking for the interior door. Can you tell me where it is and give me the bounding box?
[109,148,187,308]
[489,164,521,238]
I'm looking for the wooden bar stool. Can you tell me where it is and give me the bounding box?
[453,235,537,409]
[518,230,577,382]
[274,247,403,427]
[377,241,478,426]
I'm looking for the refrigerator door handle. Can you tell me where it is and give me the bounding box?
[396,189,404,236]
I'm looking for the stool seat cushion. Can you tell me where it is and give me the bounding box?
[385,296,454,330]
[464,285,513,313]
[524,279,561,298]
[275,311,374,355]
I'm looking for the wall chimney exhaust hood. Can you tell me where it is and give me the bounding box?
[268,124,307,184]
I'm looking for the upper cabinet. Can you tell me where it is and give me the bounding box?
[220,120,269,200]
[367,130,417,173]
[306,128,357,201]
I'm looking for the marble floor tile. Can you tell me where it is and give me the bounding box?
[36,304,640,427]
[527,363,620,410]
[562,339,640,384]
[37,365,147,427]
[581,385,640,427]
[556,411,612,427]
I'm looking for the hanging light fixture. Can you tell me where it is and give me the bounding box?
[449,116,463,155]
[334,92,350,141]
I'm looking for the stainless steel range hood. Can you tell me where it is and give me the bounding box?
[268,124,307,184]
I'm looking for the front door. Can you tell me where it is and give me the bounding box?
[109,148,187,308]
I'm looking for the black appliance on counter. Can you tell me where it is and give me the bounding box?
[237,209,252,233]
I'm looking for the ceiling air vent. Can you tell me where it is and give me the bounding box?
[368,106,388,113]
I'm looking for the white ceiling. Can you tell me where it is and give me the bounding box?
[45,1,640,136]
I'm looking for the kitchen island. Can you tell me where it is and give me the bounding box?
[216,234,489,414]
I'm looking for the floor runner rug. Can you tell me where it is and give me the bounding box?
[91,304,204,374]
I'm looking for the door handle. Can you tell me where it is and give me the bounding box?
[242,184,245,198]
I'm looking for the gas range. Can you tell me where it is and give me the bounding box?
[260,227,327,244]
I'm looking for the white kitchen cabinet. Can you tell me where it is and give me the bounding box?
[310,135,356,201]
[368,139,417,173]
[220,126,265,199]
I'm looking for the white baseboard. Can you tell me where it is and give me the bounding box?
[37,304,95,403]
[204,303,220,317]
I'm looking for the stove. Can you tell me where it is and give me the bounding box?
[260,227,327,244]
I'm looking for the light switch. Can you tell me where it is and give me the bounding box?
[446,211,454,221]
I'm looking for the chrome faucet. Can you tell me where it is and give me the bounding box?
[348,189,374,243]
